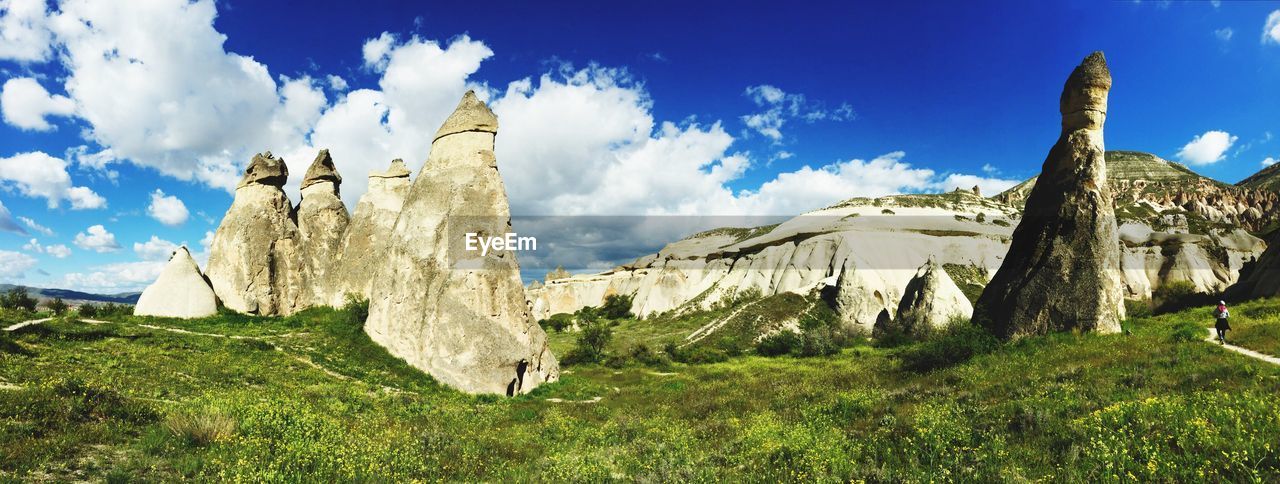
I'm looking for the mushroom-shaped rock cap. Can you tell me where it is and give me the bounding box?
[1059,51,1112,120]
[237,151,289,188]
[433,90,498,142]
[301,149,342,189]
[369,158,411,179]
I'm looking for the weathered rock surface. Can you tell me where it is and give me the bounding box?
[206,152,309,315]
[297,149,350,305]
[364,91,559,395]
[973,52,1125,338]
[135,246,218,319]
[887,257,973,336]
[323,159,412,306]
[1226,231,1280,300]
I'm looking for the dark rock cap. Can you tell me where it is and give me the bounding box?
[301,149,342,189]
[433,90,498,142]
[237,151,288,188]
[369,159,411,179]
[1060,51,1111,119]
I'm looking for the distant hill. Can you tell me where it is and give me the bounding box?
[995,150,1211,205]
[0,284,140,305]
[1237,162,1280,193]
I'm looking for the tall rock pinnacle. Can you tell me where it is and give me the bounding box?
[364,91,559,395]
[298,149,350,305]
[972,52,1125,339]
[322,158,412,306]
[207,152,308,315]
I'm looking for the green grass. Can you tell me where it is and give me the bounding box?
[3,300,1280,481]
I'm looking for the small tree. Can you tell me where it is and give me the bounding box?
[565,321,612,364]
[599,294,634,320]
[1,287,37,312]
[45,297,68,315]
[79,303,99,318]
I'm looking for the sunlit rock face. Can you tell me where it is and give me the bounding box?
[135,246,218,319]
[322,159,411,307]
[973,51,1125,339]
[364,91,559,396]
[297,149,350,306]
[206,152,309,316]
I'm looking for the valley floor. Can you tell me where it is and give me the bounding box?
[2,301,1280,482]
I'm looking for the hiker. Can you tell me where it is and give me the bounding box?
[1214,300,1231,345]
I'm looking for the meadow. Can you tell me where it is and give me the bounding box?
[2,296,1280,482]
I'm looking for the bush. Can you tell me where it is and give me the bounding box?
[1124,298,1153,320]
[538,313,574,333]
[563,321,612,365]
[78,303,99,318]
[1170,321,1204,343]
[1152,280,1213,314]
[1,287,37,311]
[341,293,370,329]
[166,407,238,447]
[898,324,1000,373]
[45,297,68,316]
[599,294,634,320]
[98,302,133,318]
[756,330,802,356]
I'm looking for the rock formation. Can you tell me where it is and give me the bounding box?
[1226,231,1280,300]
[322,159,412,306]
[972,52,1125,338]
[134,246,218,318]
[206,152,308,315]
[364,91,559,395]
[887,257,973,336]
[297,149,350,305]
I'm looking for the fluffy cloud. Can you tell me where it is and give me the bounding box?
[0,77,75,130]
[740,84,854,141]
[1176,130,1237,165]
[134,235,179,261]
[0,151,106,209]
[60,260,163,292]
[326,75,348,91]
[17,216,52,236]
[0,250,38,280]
[22,238,71,258]
[73,224,121,253]
[1264,157,1277,167]
[0,0,52,61]
[146,189,189,226]
[0,200,24,234]
[41,0,326,190]
[1265,10,1280,44]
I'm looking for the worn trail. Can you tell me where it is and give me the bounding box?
[1206,328,1280,366]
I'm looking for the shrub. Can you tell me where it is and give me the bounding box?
[1152,280,1213,314]
[599,294,634,320]
[78,303,99,318]
[563,321,613,365]
[341,293,370,329]
[1124,298,1152,319]
[166,407,238,447]
[1,287,37,311]
[975,212,986,223]
[1169,321,1204,343]
[898,324,1000,373]
[626,343,671,367]
[673,345,728,364]
[539,313,573,333]
[45,297,68,315]
[756,330,802,356]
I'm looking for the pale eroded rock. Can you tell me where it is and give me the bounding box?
[135,246,218,319]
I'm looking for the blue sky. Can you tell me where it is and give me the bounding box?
[0,0,1278,292]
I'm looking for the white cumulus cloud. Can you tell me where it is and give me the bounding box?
[0,151,106,209]
[22,238,71,258]
[73,224,121,253]
[60,260,164,292]
[0,77,75,130]
[17,216,52,236]
[146,189,189,226]
[134,235,179,261]
[1176,130,1237,165]
[1265,10,1280,44]
[0,249,38,280]
[0,200,24,234]
[0,0,53,62]
[740,84,854,142]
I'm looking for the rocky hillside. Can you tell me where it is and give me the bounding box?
[998,151,1279,233]
[1237,161,1280,194]
[529,152,1269,329]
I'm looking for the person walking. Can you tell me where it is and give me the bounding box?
[1214,300,1231,345]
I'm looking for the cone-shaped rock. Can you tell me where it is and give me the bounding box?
[365,91,559,395]
[888,257,973,336]
[135,246,218,318]
[298,149,350,305]
[206,152,308,315]
[973,52,1124,338]
[322,159,412,306]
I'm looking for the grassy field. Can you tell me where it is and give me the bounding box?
[2,299,1280,482]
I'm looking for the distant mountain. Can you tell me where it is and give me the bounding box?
[0,284,140,305]
[1237,162,1280,193]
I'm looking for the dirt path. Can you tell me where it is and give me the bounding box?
[1206,328,1280,366]
[3,317,51,332]
[683,299,759,347]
